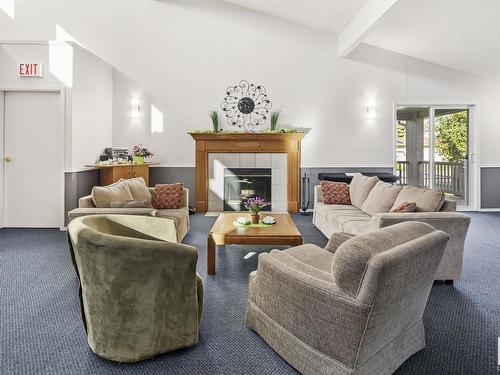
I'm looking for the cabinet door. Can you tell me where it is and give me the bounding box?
[132,165,150,185]
[113,166,134,182]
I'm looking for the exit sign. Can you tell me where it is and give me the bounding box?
[18,63,43,77]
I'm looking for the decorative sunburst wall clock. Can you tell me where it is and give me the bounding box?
[220,80,272,130]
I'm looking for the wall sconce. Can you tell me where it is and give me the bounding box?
[131,97,141,118]
[366,99,376,119]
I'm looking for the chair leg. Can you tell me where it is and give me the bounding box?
[445,280,454,285]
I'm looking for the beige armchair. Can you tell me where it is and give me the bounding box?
[68,214,203,362]
[246,222,449,375]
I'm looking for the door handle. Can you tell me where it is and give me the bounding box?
[4,156,12,162]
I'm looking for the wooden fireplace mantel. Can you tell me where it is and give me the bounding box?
[189,132,305,212]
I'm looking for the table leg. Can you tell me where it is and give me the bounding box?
[207,234,216,275]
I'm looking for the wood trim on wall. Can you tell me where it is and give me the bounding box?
[189,133,305,212]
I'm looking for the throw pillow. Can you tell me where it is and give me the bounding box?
[349,174,379,208]
[361,180,402,215]
[91,181,134,208]
[153,183,184,209]
[120,177,152,202]
[389,201,417,213]
[320,181,351,205]
[111,199,153,208]
[391,186,445,212]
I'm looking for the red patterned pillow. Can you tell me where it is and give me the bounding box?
[153,183,184,209]
[320,181,351,205]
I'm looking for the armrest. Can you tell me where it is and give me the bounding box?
[78,195,95,208]
[250,252,370,366]
[314,185,324,205]
[440,199,457,212]
[103,214,178,243]
[324,232,356,254]
[370,212,471,235]
[68,207,158,221]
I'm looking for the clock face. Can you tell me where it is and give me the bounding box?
[238,97,255,114]
[220,80,272,130]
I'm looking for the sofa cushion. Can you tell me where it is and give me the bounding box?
[349,175,379,208]
[110,199,153,208]
[391,186,445,212]
[315,202,359,215]
[68,208,157,221]
[390,201,416,213]
[326,210,371,234]
[314,202,359,232]
[320,181,351,205]
[331,222,437,297]
[121,177,152,202]
[153,183,184,209]
[342,220,371,235]
[361,181,402,216]
[91,181,134,208]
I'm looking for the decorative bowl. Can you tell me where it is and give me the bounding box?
[261,216,276,225]
[236,216,251,226]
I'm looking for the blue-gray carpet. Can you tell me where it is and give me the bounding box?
[1,213,499,374]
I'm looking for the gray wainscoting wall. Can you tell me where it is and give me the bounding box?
[480,167,500,209]
[64,169,100,225]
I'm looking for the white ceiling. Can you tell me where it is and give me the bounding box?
[222,0,369,34]
[364,0,500,78]
[222,0,500,79]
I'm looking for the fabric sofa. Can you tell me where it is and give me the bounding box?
[67,214,203,362]
[313,175,470,282]
[246,221,449,375]
[68,179,189,242]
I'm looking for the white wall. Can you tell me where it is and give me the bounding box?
[0,43,113,170]
[2,0,500,168]
[71,46,113,169]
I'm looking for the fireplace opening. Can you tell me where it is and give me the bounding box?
[224,168,272,211]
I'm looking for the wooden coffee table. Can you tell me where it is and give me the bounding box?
[207,212,303,274]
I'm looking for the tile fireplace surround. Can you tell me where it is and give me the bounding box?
[208,153,287,212]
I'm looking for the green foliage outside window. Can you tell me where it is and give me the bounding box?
[435,111,468,162]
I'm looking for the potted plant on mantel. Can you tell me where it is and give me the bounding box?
[132,144,154,164]
[270,111,280,131]
[209,110,219,133]
[244,196,268,224]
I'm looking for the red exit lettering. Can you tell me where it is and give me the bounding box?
[19,63,42,77]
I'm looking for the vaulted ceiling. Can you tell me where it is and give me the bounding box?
[222,0,369,34]
[1,0,500,79]
[222,0,500,79]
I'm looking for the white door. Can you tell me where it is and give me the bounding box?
[3,91,63,227]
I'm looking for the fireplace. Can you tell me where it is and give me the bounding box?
[224,168,272,211]
[189,133,305,212]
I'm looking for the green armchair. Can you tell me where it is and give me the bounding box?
[67,214,203,362]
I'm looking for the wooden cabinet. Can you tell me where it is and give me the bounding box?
[97,164,151,186]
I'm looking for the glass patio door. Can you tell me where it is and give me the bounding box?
[395,106,470,206]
